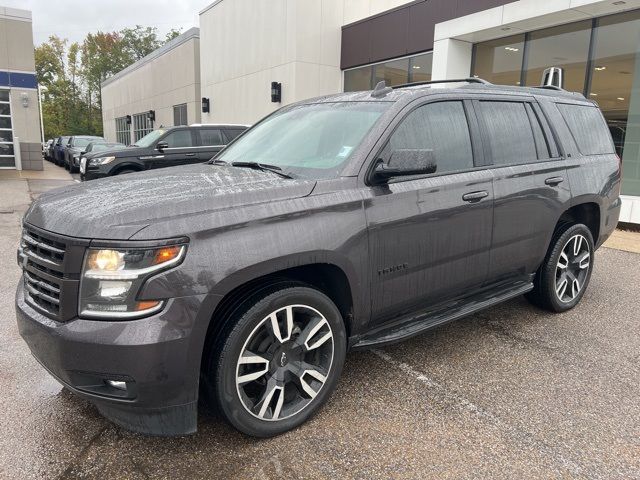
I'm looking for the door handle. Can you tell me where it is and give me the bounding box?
[462,190,489,202]
[185,153,196,157]
[545,176,564,186]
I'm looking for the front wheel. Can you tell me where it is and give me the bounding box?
[526,223,594,312]
[205,284,347,437]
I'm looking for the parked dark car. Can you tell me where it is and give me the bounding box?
[16,79,621,438]
[47,139,56,162]
[80,124,248,180]
[53,136,70,166]
[79,142,126,180]
[64,136,105,172]
[43,139,54,160]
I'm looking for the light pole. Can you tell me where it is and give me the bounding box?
[37,84,47,146]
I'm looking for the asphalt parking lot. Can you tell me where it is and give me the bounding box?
[1,175,639,479]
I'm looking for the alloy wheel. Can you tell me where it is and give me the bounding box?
[555,234,591,303]
[235,304,334,421]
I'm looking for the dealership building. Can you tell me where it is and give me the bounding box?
[101,0,640,223]
[0,6,42,171]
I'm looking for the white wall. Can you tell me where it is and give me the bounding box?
[101,31,201,143]
[199,0,412,125]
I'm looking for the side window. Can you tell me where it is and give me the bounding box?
[478,101,538,166]
[382,101,474,175]
[525,104,551,159]
[199,129,224,146]
[556,103,614,155]
[163,130,193,148]
[223,129,244,143]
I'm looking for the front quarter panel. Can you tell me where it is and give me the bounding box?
[139,178,371,334]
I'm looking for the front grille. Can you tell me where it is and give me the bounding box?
[18,225,87,322]
[22,230,66,264]
[24,270,61,315]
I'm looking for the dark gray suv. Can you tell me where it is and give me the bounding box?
[15,79,621,437]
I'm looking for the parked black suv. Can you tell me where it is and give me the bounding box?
[64,136,106,172]
[16,79,621,437]
[81,124,248,180]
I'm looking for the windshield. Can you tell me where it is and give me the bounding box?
[217,102,389,179]
[75,138,99,148]
[133,129,166,148]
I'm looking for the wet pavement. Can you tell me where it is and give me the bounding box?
[1,171,639,479]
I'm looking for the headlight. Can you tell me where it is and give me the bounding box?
[88,156,116,166]
[79,245,186,319]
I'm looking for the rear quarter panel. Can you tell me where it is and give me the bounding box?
[541,100,621,247]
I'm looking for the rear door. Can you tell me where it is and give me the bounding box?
[365,98,494,326]
[195,128,226,162]
[150,129,197,169]
[473,96,570,284]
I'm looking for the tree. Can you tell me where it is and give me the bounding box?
[35,25,180,139]
[121,25,162,61]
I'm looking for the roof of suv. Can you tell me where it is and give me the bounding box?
[306,78,591,106]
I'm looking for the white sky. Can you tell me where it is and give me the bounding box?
[4,0,214,45]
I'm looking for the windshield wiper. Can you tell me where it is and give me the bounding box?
[230,161,294,179]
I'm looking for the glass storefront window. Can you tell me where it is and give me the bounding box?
[344,66,373,92]
[410,53,432,83]
[590,10,640,196]
[524,21,592,92]
[472,34,524,85]
[374,58,409,87]
[344,52,433,92]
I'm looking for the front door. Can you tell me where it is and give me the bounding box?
[365,99,494,327]
[151,129,198,169]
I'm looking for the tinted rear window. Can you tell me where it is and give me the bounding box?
[556,104,614,155]
[478,101,538,166]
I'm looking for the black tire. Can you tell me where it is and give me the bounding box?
[116,169,137,175]
[526,223,594,312]
[204,282,347,437]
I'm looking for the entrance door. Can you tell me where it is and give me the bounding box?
[0,89,15,168]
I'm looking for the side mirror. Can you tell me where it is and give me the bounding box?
[372,149,437,184]
[156,141,169,151]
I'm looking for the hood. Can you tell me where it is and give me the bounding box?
[85,147,142,159]
[25,164,316,240]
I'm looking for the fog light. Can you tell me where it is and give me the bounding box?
[106,380,127,391]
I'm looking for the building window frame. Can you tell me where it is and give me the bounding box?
[132,112,153,142]
[0,88,15,169]
[115,116,131,146]
[173,103,188,126]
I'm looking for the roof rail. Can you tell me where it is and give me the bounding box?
[533,85,564,91]
[392,77,492,89]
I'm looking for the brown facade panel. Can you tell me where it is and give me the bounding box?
[341,22,371,70]
[369,8,409,65]
[341,0,512,70]
[407,0,457,55]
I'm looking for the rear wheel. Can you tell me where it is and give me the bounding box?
[526,223,594,312]
[205,283,347,437]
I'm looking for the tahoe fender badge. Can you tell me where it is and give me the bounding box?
[378,263,409,276]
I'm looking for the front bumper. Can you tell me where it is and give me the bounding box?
[16,281,207,435]
[81,166,109,181]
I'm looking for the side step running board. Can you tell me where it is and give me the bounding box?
[352,281,533,350]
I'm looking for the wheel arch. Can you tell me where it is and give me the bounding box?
[557,201,601,245]
[111,160,144,175]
